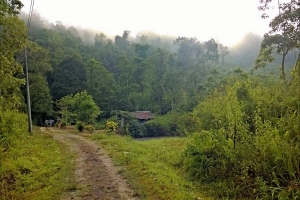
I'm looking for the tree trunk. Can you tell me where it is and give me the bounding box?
[234,117,236,150]
[281,51,287,82]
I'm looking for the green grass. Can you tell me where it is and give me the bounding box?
[0,128,75,200]
[90,132,212,200]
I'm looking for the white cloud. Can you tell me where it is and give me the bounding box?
[21,0,274,46]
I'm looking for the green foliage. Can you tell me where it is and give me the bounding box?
[182,72,300,199]
[183,131,233,183]
[85,58,117,115]
[106,120,117,132]
[72,91,101,123]
[94,120,106,130]
[0,131,74,200]
[143,112,197,137]
[91,133,208,199]
[0,4,27,111]
[84,125,94,133]
[0,110,27,150]
[61,121,66,128]
[51,55,87,100]
[143,121,165,137]
[115,30,130,51]
[0,0,23,16]
[56,94,74,125]
[26,41,52,75]
[76,121,84,132]
[256,0,299,81]
[58,91,101,125]
[29,74,53,116]
[127,120,145,138]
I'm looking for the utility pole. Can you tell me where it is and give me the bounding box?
[295,0,300,134]
[298,0,300,32]
[25,47,32,133]
[25,0,35,133]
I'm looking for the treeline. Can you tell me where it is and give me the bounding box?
[16,12,231,123]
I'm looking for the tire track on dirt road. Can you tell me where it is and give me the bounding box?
[43,128,137,200]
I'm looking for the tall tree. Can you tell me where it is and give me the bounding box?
[29,74,53,120]
[203,39,219,67]
[56,94,74,124]
[85,59,117,116]
[51,55,86,100]
[174,37,203,67]
[0,0,23,16]
[72,91,101,124]
[256,0,300,81]
[115,30,130,51]
[94,33,107,48]
[22,42,54,122]
[0,0,27,110]
[255,34,297,80]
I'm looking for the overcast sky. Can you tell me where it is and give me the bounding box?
[20,0,279,46]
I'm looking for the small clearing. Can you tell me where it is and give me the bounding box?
[41,128,137,200]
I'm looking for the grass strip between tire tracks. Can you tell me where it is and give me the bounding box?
[90,132,211,200]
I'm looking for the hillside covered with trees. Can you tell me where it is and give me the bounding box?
[1,0,300,199]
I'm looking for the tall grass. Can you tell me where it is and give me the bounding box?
[181,73,300,199]
[91,133,211,200]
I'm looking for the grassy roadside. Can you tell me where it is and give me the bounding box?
[0,127,75,200]
[90,132,212,200]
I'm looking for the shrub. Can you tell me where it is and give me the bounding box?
[76,122,84,132]
[84,125,94,133]
[106,121,117,132]
[183,130,234,183]
[0,110,27,150]
[60,121,67,128]
[144,121,165,137]
[95,123,105,130]
[127,120,145,138]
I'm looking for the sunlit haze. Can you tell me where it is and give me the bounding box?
[21,0,277,46]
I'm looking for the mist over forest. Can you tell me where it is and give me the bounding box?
[19,11,298,77]
[2,1,300,199]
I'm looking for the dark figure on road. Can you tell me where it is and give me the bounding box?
[45,119,49,129]
[50,119,55,127]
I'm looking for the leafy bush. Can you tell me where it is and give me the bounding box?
[143,121,165,137]
[76,121,84,132]
[106,120,117,132]
[127,120,145,138]
[0,110,27,150]
[183,131,233,182]
[95,124,105,130]
[61,121,67,128]
[94,121,106,130]
[142,112,185,137]
[84,125,94,133]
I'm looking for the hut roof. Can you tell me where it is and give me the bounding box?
[131,111,155,120]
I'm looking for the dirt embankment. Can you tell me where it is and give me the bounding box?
[43,128,137,200]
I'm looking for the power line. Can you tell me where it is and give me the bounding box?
[24,0,35,133]
[26,0,35,30]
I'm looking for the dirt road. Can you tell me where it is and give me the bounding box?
[44,128,137,200]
